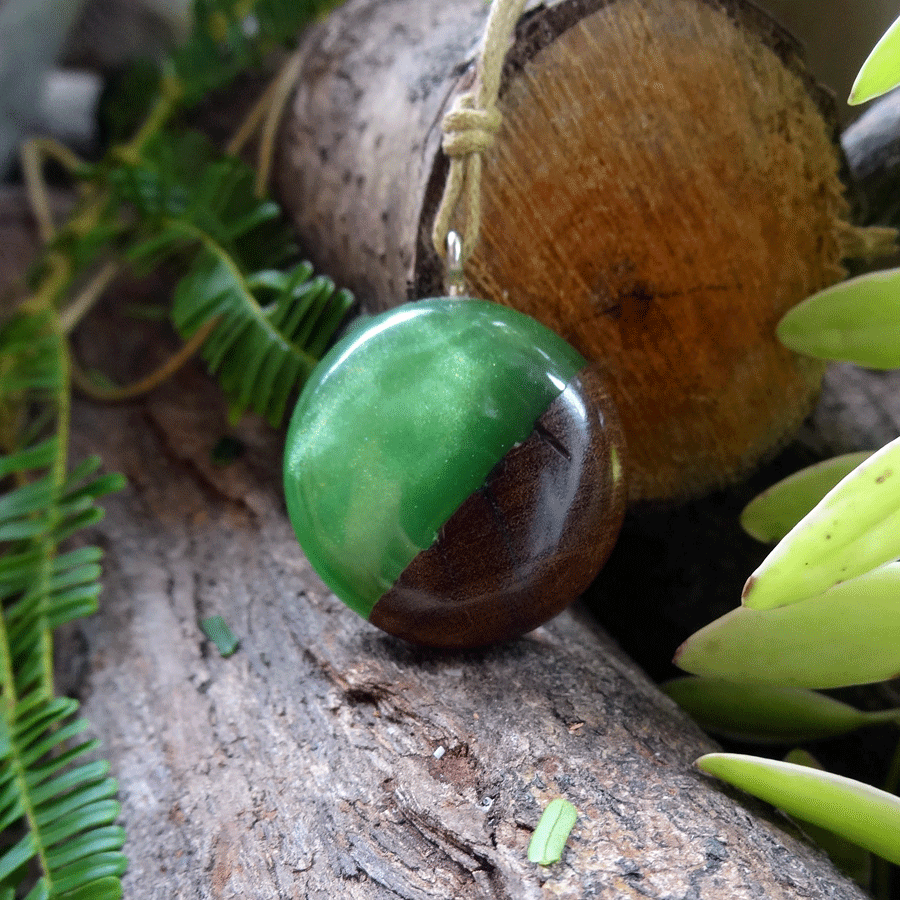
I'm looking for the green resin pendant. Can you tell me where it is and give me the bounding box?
[283,297,627,648]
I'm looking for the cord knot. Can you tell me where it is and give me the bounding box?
[441,97,502,157]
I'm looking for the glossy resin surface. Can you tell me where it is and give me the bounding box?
[370,366,627,647]
[283,298,585,620]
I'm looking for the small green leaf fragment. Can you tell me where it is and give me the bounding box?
[527,798,577,865]
[778,269,900,368]
[850,14,900,104]
[740,453,871,543]
[742,435,900,610]
[675,563,900,688]
[662,677,899,743]
[200,615,239,657]
[697,753,900,865]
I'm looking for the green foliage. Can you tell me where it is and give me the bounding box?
[742,435,900,611]
[199,615,239,657]
[697,754,900,867]
[850,12,900,105]
[739,451,870,543]
[778,269,900,369]
[107,130,352,424]
[674,18,900,883]
[171,0,339,106]
[0,309,127,898]
[527,799,578,865]
[1,0,351,896]
[663,678,900,744]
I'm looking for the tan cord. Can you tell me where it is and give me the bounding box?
[431,0,529,273]
[59,260,121,334]
[21,137,85,243]
[70,316,219,402]
[834,220,898,262]
[226,47,309,199]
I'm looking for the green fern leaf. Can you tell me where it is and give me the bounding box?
[171,0,342,106]
[0,305,127,898]
[107,130,353,425]
[172,252,352,424]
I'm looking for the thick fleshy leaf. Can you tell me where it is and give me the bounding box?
[777,269,900,368]
[697,753,900,864]
[850,14,900,105]
[783,750,872,885]
[675,563,900,688]
[662,677,899,743]
[740,452,871,543]
[741,435,900,610]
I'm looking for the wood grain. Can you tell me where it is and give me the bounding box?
[275,0,856,504]
[371,366,627,647]
[57,353,876,899]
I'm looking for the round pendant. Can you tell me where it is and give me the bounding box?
[283,298,627,648]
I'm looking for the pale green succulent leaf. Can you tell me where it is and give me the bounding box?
[662,677,899,743]
[777,269,900,368]
[782,750,872,885]
[741,435,900,610]
[675,563,900,688]
[697,753,900,865]
[740,452,871,543]
[850,14,900,104]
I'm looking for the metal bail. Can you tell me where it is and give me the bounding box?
[446,231,465,297]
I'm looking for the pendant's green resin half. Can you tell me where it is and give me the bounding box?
[283,298,585,619]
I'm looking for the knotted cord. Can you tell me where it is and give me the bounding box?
[431,0,529,279]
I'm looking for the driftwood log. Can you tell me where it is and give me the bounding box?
[1,11,899,898]
[1,191,895,895]
[274,0,875,505]
[60,346,883,900]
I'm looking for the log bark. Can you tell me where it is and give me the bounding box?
[0,181,885,895]
[64,356,878,900]
[275,0,863,505]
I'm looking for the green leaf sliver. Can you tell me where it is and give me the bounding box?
[850,13,900,105]
[527,798,577,865]
[697,753,900,865]
[778,269,900,368]
[675,562,900,687]
[662,677,899,743]
[741,434,900,610]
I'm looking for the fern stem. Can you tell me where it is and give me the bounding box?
[172,220,321,373]
[254,48,306,197]
[226,76,277,159]
[70,316,220,401]
[20,138,85,243]
[116,72,182,166]
[59,262,123,335]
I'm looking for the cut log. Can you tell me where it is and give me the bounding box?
[275,0,867,504]
[64,357,876,899]
[0,180,878,894]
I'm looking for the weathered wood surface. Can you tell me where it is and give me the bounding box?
[53,343,883,899]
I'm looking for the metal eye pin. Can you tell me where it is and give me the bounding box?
[446,230,465,297]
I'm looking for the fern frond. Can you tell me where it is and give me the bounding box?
[0,303,126,897]
[172,250,351,424]
[0,695,126,900]
[171,0,342,106]
[107,131,353,424]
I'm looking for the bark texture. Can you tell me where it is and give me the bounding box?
[57,345,885,899]
[275,0,860,504]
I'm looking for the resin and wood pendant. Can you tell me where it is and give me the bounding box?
[283,298,627,648]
